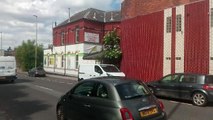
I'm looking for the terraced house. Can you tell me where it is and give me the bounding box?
[43,8,121,76]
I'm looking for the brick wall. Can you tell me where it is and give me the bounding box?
[122,0,204,20]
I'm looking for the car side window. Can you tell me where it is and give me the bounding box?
[180,75,196,83]
[95,65,103,74]
[96,84,108,99]
[73,82,96,97]
[161,75,179,83]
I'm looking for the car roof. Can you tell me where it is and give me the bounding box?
[83,77,139,86]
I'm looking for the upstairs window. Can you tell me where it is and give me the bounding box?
[176,14,182,32]
[211,8,213,27]
[61,32,65,45]
[75,27,80,43]
[166,16,172,33]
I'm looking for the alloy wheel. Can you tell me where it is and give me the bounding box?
[192,93,207,106]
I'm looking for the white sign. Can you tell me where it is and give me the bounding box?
[85,32,99,43]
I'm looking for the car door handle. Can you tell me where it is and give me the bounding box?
[83,104,91,108]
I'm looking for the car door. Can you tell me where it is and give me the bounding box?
[179,74,197,100]
[155,74,180,98]
[64,81,97,120]
[87,83,120,120]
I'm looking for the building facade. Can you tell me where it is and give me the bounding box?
[121,0,213,81]
[44,8,121,76]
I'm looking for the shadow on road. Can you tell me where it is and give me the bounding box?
[0,84,51,120]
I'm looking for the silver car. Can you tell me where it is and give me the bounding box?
[56,77,167,120]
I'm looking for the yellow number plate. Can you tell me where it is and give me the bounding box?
[140,108,158,117]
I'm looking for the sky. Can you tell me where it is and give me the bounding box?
[0,0,123,50]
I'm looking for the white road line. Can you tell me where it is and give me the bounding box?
[59,82,65,84]
[34,85,54,91]
[168,100,192,106]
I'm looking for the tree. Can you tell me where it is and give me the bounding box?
[15,40,43,71]
[103,29,122,67]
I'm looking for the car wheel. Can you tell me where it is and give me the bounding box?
[192,92,207,106]
[57,105,66,120]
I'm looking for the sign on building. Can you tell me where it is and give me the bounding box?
[85,32,99,43]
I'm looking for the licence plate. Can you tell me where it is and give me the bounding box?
[140,107,158,117]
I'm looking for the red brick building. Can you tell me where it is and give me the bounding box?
[44,8,121,76]
[121,0,213,81]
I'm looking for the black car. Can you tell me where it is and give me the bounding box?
[147,73,213,106]
[28,67,46,77]
[56,77,167,120]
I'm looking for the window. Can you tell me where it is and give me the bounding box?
[116,82,150,100]
[75,55,78,69]
[61,32,65,45]
[96,84,108,98]
[180,75,196,83]
[100,65,120,72]
[176,14,182,32]
[61,55,64,68]
[73,82,96,97]
[166,16,172,33]
[75,27,80,43]
[161,74,179,83]
[211,8,213,27]
[95,65,103,74]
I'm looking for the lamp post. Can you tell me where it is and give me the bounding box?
[0,32,2,55]
[33,15,38,68]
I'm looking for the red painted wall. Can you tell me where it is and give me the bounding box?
[184,0,209,74]
[121,11,164,82]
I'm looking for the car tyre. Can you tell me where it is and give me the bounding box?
[192,92,207,106]
[57,105,66,120]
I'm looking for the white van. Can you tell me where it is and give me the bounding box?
[0,56,17,83]
[78,64,125,81]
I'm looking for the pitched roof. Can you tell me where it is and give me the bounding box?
[56,8,121,28]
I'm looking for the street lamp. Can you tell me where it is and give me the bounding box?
[33,15,38,68]
[0,32,2,55]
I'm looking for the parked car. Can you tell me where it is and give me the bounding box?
[78,64,125,81]
[28,67,46,77]
[147,73,213,106]
[56,77,167,120]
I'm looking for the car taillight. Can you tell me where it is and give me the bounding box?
[158,100,164,111]
[120,108,134,120]
[203,84,213,90]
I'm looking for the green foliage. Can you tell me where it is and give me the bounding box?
[103,30,122,65]
[15,40,43,71]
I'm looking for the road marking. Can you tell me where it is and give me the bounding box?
[67,82,73,85]
[59,81,65,84]
[34,85,54,91]
[168,100,192,106]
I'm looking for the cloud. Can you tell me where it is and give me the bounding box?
[0,0,121,50]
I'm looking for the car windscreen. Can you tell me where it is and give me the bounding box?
[116,81,150,100]
[205,76,213,84]
[100,65,120,72]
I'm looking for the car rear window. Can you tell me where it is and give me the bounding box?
[205,76,213,84]
[116,82,150,100]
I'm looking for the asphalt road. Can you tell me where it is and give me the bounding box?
[0,73,212,120]
[0,73,77,120]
